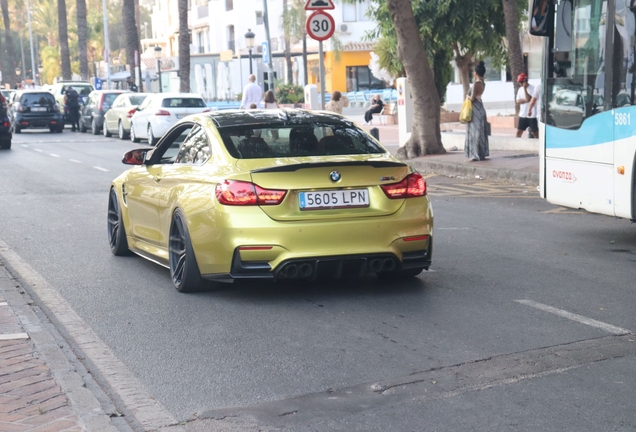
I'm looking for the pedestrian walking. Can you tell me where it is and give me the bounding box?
[263,90,280,109]
[324,90,349,114]
[528,82,542,140]
[240,74,263,109]
[515,73,537,138]
[364,94,384,124]
[64,86,80,132]
[464,61,489,161]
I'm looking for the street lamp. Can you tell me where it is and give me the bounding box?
[154,45,162,93]
[245,29,255,75]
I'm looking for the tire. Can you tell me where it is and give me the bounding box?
[91,118,99,135]
[130,123,140,143]
[57,125,64,133]
[169,209,204,293]
[13,125,21,134]
[103,121,112,137]
[107,188,131,256]
[118,121,128,140]
[49,127,56,133]
[147,124,158,146]
[0,135,11,150]
[79,120,87,133]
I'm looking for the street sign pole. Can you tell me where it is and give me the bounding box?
[102,0,111,89]
[262,0,275,95]
[319,41,325,109]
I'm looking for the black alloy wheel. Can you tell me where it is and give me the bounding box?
[118,121,127,140]
[169,209,204,293]
[107,188,131,256]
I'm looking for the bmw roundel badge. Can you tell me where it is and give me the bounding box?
[330,171,341,182]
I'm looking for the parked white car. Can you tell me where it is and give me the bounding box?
[129,93,209,145]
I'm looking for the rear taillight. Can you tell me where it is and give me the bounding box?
[381,173,427,199]
[127,108,137,118]
[155,109,171,116]
[202,108,211,113]
[215,180,287,206]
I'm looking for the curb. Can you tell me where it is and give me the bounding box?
[408,158,540,186]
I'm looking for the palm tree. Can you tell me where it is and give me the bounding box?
[1,0,17,87]
[122,0,141,88]
[387,0,444,157]
[77,0,89,79]
[502,0,525,114]
[58,0,72,79]
[281,0,306,84]
[178,0,190,92]
[282,0,293,84]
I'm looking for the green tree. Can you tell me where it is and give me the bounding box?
[123,0,141,87]
[77,0,89,79]
[1,0,17,86]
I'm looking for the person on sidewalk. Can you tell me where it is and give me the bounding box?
[240,74,263,109]
[364,94,384,124]
[528,82,542,140]
[64,86,80,132]
[325,90,349,114]
[516,73,537,138]
[465,61,490,161]
[263,90,280,109]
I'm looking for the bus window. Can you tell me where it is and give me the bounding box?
[546,0,607,130]
[611,1,636,107]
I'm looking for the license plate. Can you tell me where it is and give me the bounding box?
[176,114,187,119]
[31,107,47,112]
[299,189,369,210]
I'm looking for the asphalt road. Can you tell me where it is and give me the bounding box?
[1,129,635,431]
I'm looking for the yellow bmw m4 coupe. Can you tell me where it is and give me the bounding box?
[108,109,433,292]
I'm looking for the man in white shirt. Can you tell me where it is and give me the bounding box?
[516,73,537,138]
[528,82,542,140]
[240,74,263,109]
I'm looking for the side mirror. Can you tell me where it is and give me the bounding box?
[529,0,551,36]
[122,148,149,165]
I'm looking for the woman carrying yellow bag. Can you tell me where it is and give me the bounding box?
[460,97,472,123]
[464,61,489,161]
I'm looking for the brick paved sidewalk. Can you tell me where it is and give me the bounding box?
[0,300,82,431]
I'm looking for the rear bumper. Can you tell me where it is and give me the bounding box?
[15,114,63,129]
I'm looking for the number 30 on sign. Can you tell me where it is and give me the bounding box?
[306,11,335,41]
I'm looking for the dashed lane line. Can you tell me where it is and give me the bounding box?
[34,149,43,153]
[49,154,60,158]
[515,299,631,335]
[69,159,82,163]
[93,166,110,172]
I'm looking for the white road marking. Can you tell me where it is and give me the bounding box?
[49,153,60,158]
[34,149,43,153]
[21,144,28,148]
[69,159,82,163]
[0,333,29,340]
[0,301,7,306]
[93,166,109,172]
[515,299,631,335]
[0,239,177,429]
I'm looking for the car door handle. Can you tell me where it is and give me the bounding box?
[154,176,162,183]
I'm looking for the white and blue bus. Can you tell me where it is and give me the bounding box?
[530,0,636,220]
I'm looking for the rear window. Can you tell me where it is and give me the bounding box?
[20,93,56,106]
[103,93,121,106]
[219,124,385,159]
[130,95,147,105]
[161,98,206,108]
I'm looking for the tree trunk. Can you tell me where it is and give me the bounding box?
[454,49,474,98]
[178,0,190,92]
[135,0,141,44]
[283,0,293,84]
[1,0,16,87]
[123,0,141,88]
[388,0,444,158]
[58,0,72,79]
[77,0,89,80]
[502,0,525,115]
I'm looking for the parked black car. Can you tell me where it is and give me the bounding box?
[0,92,12,149]
[80,90,126,135]
[11,90,64,134]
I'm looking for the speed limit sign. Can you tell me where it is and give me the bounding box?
[306,11,335,41]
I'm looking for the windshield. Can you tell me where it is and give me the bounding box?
[64,85,93,95]
[219,124,385,159]
[161,98,206,108]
